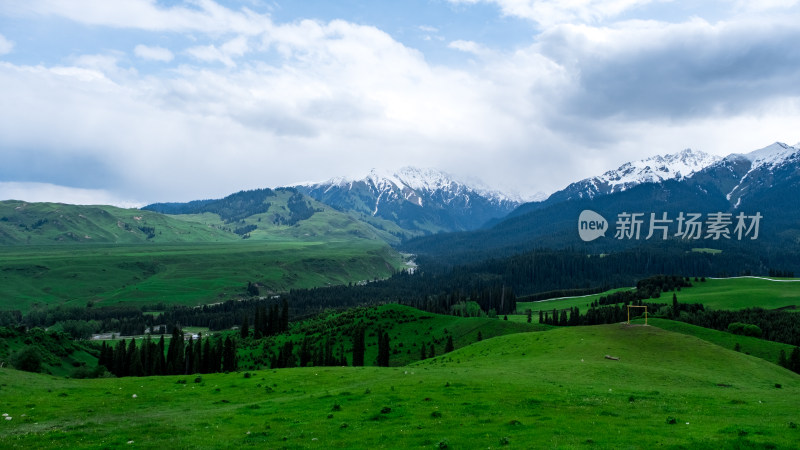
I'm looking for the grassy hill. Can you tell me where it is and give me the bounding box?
[678,277,800,311]
[241,304,548,369]
[641,318,796,366]
[0,240,403,312]
[144,188,405,245]
[0,201,236,245]
[1,324,797,448]
[517,277,800,315]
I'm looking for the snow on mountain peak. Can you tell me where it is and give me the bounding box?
[743,142,799,169]
[596,148,720,191]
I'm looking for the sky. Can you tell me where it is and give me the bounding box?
[1,0,799,207]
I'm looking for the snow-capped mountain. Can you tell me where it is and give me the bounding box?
[716,142,800,208]
[294,167,522,235]
[405,141,800,260]
[548,149,721,203]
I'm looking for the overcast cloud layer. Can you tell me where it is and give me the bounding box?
[0,0,799,206]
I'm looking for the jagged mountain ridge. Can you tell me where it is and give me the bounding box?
[564,148,720,199]
[295,167,523,235]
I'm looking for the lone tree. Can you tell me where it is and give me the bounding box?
[241,315,250,339]
[377,329,390,367]
[444,335,454,353]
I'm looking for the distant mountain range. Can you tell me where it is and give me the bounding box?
[404,142,800,263]
[3,142,798,264]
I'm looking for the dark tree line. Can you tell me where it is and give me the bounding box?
[681,308,800,347]
[98,327,237,377]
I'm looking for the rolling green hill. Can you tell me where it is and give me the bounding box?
[677,277,800,311]
[1,324,797,448]
[641,318,796,366]
[0,200,236,245]
[517,277,800,315]
[143,188,405,245]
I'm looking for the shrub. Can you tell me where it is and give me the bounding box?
[11,347,42,373]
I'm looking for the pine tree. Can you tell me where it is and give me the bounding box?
[299,336,312,367]
[113,339,127,377]
[420,345,427,360]
[281,299,289,332]
[790,347,800,374]
[778,349,788,368]
[428,343,435,358]
[672,293,679,318]
[167,326,185,375]
[193,334,202,374]
[155,335,166,375]
[202,338,212,373]
[445,335,454,353]
[377,330,390,367]
[352,326,365,367]
[98,341,110,371]
[539,310,544,324]
[222,337,237,372]
[129,339,144,377]
[241,315,250,339]
[527,310,532,323]
[477,331,483,342]
[185,336,195,374]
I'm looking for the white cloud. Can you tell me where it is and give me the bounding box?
[187,35,249,67]
[0,1,799,204]
[448,40,490,56]
[0,34,13,54]
[3,0,272,35]
[0,182,141,207]
[134,44,174,62]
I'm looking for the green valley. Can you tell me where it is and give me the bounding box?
[0,240,403,312]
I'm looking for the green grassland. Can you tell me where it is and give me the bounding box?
[1,324,798,449]
[0,240,403,312]
[516,287,633,314]
[517,277,800,315]
[677,277,800,311]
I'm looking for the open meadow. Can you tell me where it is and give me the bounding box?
[1,324,798,449]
